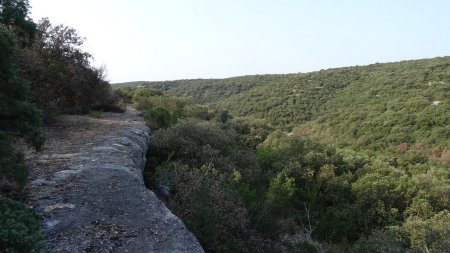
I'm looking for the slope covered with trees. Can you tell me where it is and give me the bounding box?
[117,57,450,252]
[114,57,450,157]
[302,58,450,156]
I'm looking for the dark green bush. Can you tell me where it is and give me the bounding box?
[0,139,28,186]
[0,0,43,187]
[150,119,261,183]
[0,198,42,253]
[147,119,274,252]
[297,241,319,253]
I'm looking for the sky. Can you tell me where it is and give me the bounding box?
[28,0,450,83]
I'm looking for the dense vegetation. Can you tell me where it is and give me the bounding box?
[0,1,120,252]
[0,1,43,251]
[16,17,122,118]
[1,1,448,251]
[114,57,450,158]
[0,0,42,187]
[118,57,450,252]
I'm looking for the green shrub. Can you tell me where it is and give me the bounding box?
[150,119,261,183]
[144,107,173,129]
[114,87,135,103]
[403,211,450,253]
[132,87,163,107]
[264,172,296,217]
[297,241,319,253]
[184,105,214,120]
[147,119,273,252]
[352,227,410,253]
[166,168,250,253]
[0,198,42,253]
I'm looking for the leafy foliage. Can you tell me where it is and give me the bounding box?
[0,0,42,186]
[136,59,450,251]
[115,57,450,160]
[0,2,43,251]
[147,120,274,252]
[0,198,42,253]
[304,58,450,157]
[143,107,172,129]
[0,0,36,46]
[15,18,121,118]
[150,119,261,184]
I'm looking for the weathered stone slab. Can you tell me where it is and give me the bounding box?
[29,113,204,253]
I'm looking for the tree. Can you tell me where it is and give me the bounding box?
[0,0,36,46]
[15,18,119,116]
[0,0,42,186]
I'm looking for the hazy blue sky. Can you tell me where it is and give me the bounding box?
[29,0,450,83]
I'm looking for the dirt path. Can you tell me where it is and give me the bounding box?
[22,107,142,183]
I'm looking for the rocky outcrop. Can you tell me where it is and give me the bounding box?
[28,111,204,252]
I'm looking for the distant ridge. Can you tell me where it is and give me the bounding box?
[114,56,450,153]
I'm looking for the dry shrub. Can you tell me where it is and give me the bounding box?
[440,150,450,165]
[396,143,408,153]
[432,146,444,159]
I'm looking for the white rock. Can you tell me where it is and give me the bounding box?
[432,101,441,105]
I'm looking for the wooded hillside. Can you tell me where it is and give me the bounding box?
[115,57,450,252]
[114,57,450,157]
